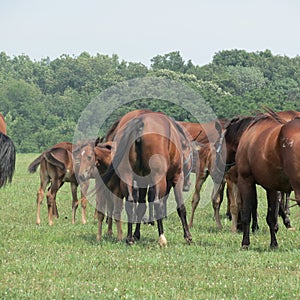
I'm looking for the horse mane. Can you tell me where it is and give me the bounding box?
[225,116,255,147]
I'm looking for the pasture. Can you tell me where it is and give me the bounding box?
[1,154,300,299]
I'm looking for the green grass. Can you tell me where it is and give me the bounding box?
[1,154,300,299]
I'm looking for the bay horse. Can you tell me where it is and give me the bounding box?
[179,119,229,230]
[0,113,16,189]
[220,110,300,234]
[236,112,300,248]
[101,111,192,246]
[28,142,90,225]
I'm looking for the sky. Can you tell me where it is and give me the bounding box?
[0,0,300,66]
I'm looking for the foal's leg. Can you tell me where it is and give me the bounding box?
[36,174,49,225]
[80,181,89,225]
[266,189,279,248]
[71,182,79,224]
[46,179,62,226]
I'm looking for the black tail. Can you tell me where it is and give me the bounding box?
[0,132,16,188]
[28,154,43,173]
[102,117,144,185]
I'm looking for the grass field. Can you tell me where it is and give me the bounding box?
[1,154,300,299]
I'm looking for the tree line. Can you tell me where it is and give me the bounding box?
[0,49,299,152]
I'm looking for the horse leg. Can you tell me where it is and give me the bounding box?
[266,189,279,248]
[251,187,259,233]
[36,175,49,225]
[133,188,147,241]
[173,174,192,244]
[46,180,61,226]
[124,182,135,245]
[227,178,239,233]
[212,180,225,230]
[189,170,208,228]
[277,192,292,230]
[71,182,79,224]
[96,211,105,241]
[80,181,89,225]
[147,186,155,225]
[238,176,256,249]
[112,193,123,241]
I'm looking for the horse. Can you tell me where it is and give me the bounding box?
[215,112,296,234]
[235,112,300,248]
[75,138,123,240]
[28,142,90,226]
[0,113,16,189]
[179,119,229,229]
[101,111,192,246]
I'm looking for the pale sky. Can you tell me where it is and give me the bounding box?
[1,0,299,66]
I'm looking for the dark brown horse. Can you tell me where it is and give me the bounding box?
[101,111,192,246]
[236,112,300,248]
[28,142,90,225]
[0,113,16,189]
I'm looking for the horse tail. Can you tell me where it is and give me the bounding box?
[0,132,16,188]
[263,106,287,124]
[102,117,144,184]
[28,154,43,173]
[44,151,67,172]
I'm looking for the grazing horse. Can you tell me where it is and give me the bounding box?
[101,111,192,246]
[179,119,228,229]
[0,113,16,189]
[28,142,89,225]
[236,112,300,248]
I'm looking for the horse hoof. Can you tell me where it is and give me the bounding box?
[158,234,167,247]
[242,244,249,250]
[126,238,135,245]
[185,236,192,244]
[287,227,296,231]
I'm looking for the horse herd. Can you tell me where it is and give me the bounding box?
[1,109,300,249]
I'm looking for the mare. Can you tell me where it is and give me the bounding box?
[219,110,300,233]
[28,142,90,225]
[236,111,300,248]
[0,113,16,189]
[101,111,192,246]
[179,119,229,229]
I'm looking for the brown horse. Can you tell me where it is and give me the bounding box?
[235,112,300,248]
[179,119,229,229]
[75,139,123,240]
[0,113,16,189]
[101,111,192,246]
[219,110,300,234]
[28,142,89,226]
